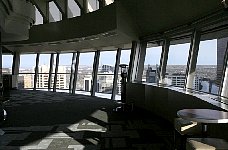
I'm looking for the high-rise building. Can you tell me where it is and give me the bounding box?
[217,37,228,84]
[165,73,199,90]
[36,65,67,89]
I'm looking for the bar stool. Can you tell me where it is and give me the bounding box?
[186,138,228,150]
[174,118,202,149]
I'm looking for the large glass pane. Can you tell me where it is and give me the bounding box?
[165,43,190,87]
[34,6,43,25]
[95,51,116,99]
[195,39,219,94]
[56,53,73,90]
[88,0,99,12]
[19,54,37,89]
[76,52,94,94]
[37,54,51,89]
[2,55,13,74]
[49,1,62,22]
[142,44,162,83]
[68,0,80,18]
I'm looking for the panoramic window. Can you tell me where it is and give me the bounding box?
[143,44,162,83]
[195,39,219,94]
[2,55,13,74]
[55,53,73,90]
[95,51,117,99]
[19,54,37,89]
[68,0,80,18]
[49,1,62,22]
[165,43,190,87]
[34,6,43,25]
[76,52,94,94]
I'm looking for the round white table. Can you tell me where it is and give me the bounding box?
[177,109,228,136]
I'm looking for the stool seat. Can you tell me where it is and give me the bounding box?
[174,118,201,135]
[186,138,228,150]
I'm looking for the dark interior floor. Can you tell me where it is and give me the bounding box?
[0,90,174,150]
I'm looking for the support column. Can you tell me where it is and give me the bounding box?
[159,39,170,84]
[111,48,121,100]
[91,50,100,96]
[82,0,89,14]
[135,41,147,81]
[72,52,80,94]
[98,0,105,8]
[128,41,140,82]
[33,53,40,90]
[69,52,76,93]
[12,52,20,89]
[0,32,2,89]
[221,41,228,97]
[48,53,54,91]
[185,30,201,90]
[53,53,60,92]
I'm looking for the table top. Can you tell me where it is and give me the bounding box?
[177,109,228,123]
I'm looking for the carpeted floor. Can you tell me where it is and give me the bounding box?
[0,90,174,150]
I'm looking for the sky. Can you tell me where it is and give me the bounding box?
[2,40,217,68]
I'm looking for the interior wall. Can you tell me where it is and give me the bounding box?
[126,82,228,140]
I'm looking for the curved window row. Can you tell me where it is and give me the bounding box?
[2,37,228,101]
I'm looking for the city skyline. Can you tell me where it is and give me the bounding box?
[2,39,217,68]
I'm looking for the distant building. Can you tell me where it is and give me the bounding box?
[36,65,67,89]
[146,65,157,83]
[165,73,200,90]
[217,37,228,85]
[100,65,114,73]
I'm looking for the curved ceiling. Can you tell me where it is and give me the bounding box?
[2,0,227,53]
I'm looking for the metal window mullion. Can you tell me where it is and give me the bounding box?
[69,52,76,93]
[72,51,80,94]
[82,0,88,14]
[91,50,100,96]
[12,52,20,89]
[136,41,147,81]
[159,39,170,84]
[48,53,54,90]
[53,53,60,92]
[34,53,40,90]
[12,52,20,75]
[111,48,121,100]
[220,41,228,97]
[184,35,194,89]
[128,41,140,82]
[185,30,201,90]
[0,31,2,85]
[98,0,105,8]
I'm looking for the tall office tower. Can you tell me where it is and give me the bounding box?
[217,37,228,85]
[36,65,67,89]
